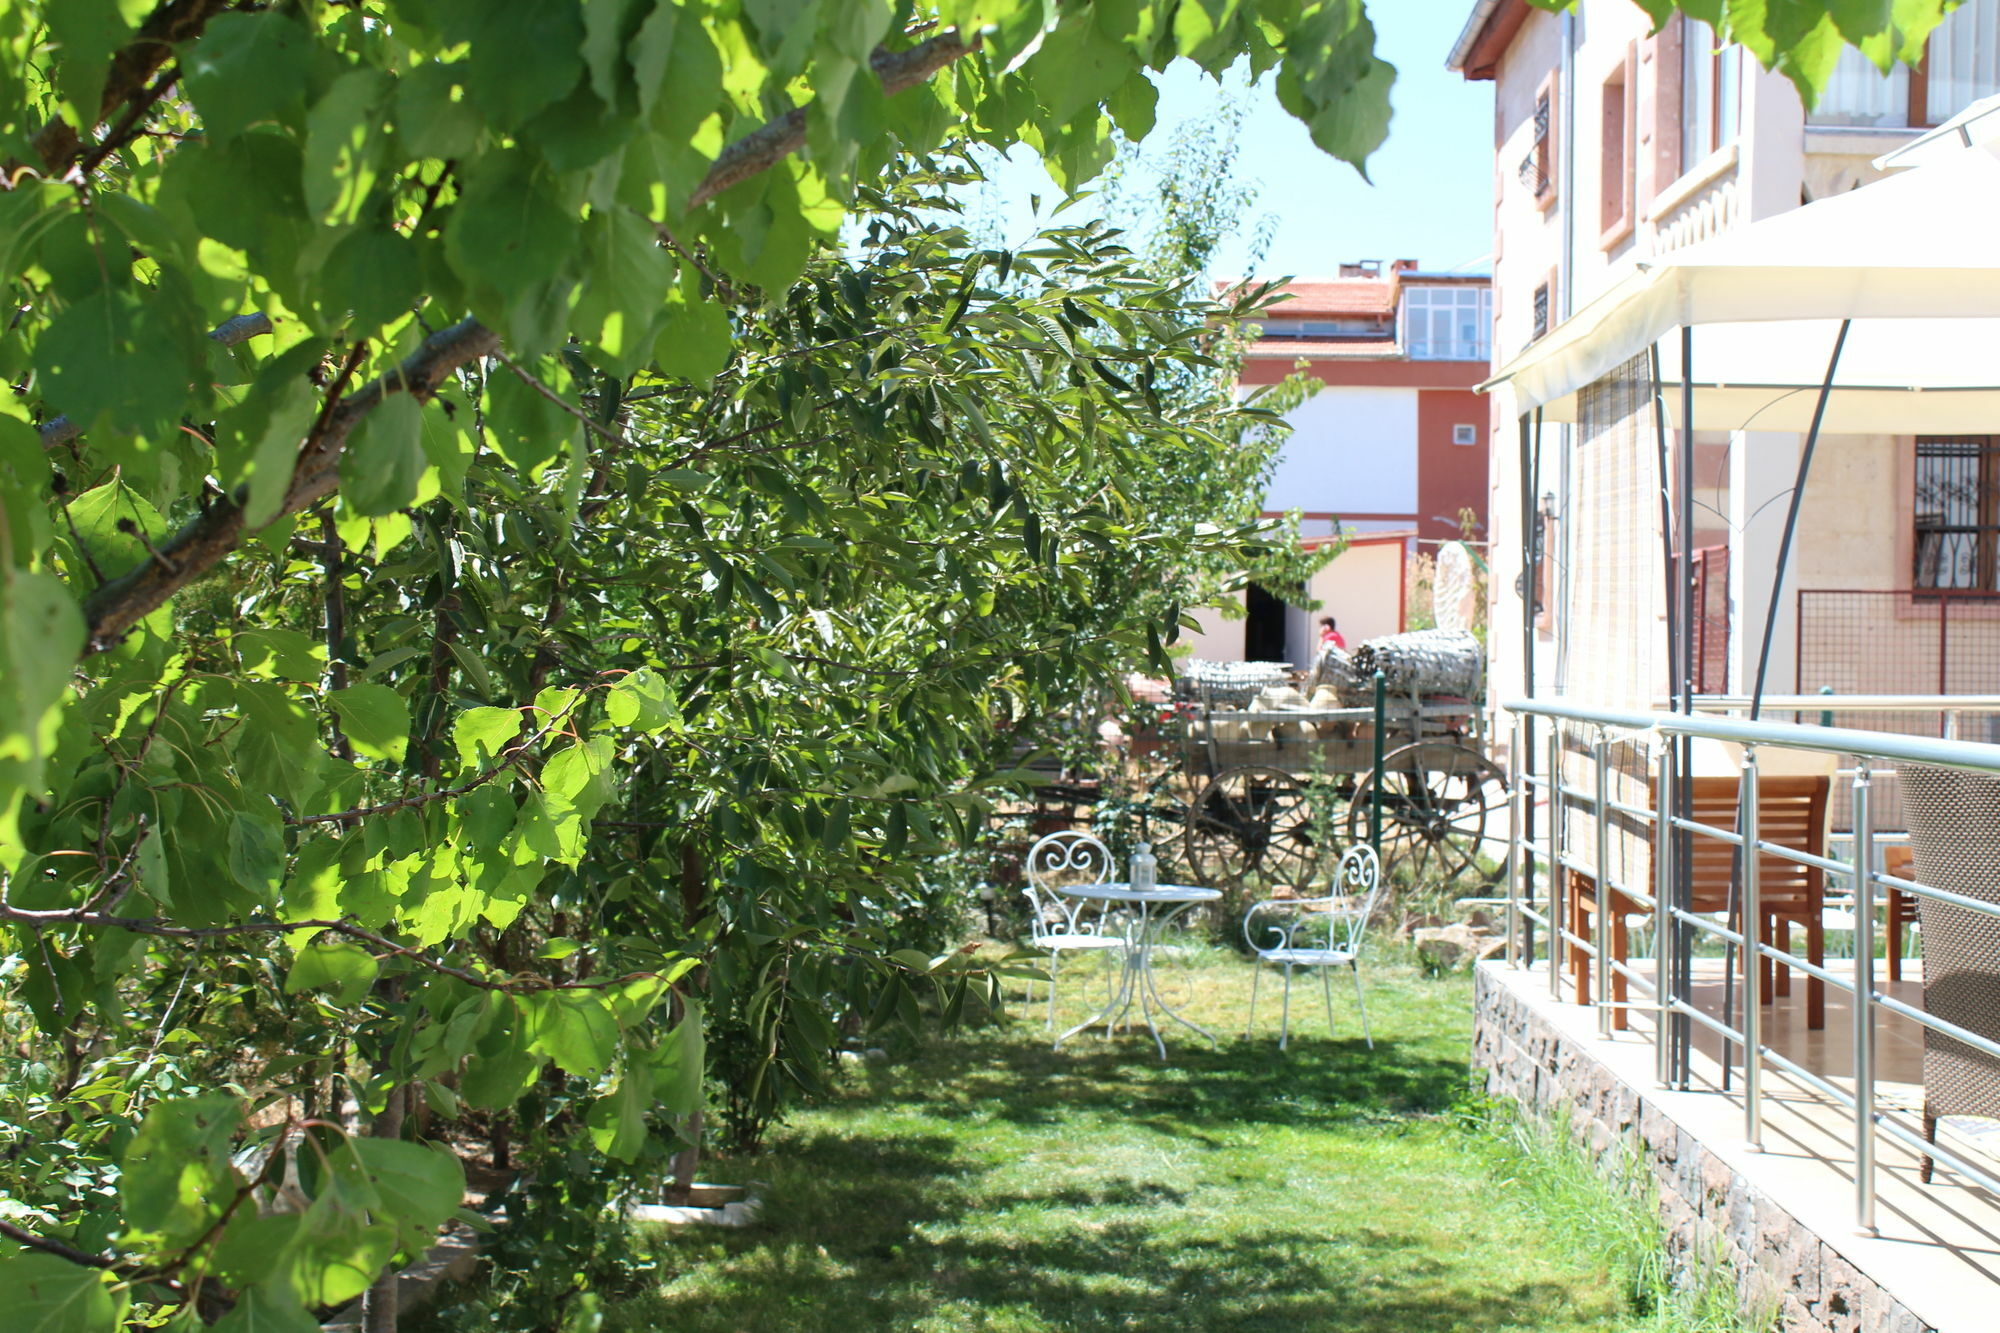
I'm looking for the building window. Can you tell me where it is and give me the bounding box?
[1520,75,1557,208]
[1402,286,1492,361]
[1915,436,2000,590]
[1452,424,1478,446]
[1600,52,1634,244]
[1922,0,2000,123]
[1531,281,1551,342]
[1680,19,1740,171]
[1808,0,2000,128]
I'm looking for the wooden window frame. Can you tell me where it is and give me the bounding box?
[1529,72,1559,213]
[1679,17,1740,173]
[1598,47,1636,249]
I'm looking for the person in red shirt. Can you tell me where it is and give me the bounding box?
[1318,616,1346,651]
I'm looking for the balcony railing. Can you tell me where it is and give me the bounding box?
[1500,693,2000,1234]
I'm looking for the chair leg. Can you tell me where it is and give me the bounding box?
[1759,917,1779,1002]
[1350,962,1374,1050]
[1610,911,1630,1032]
[1570,883,1591,1007]
[1279,964,1294,1052]
[1886,890,1903,984]
[1807,910,1825,1031]
[1047,950,1059,1032]
[1922,1111,1937,1184]
[1773,918,1791,999]
[1321,964,1336,1037]
[1246,963,1261,1038]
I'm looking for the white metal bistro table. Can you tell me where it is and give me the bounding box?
[1052,882,1223,1059]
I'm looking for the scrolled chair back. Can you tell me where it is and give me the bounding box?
[1022,830,1114,938]
[1242,843,1384,958]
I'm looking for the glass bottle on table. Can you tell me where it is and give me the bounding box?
[1130,841,1157,893]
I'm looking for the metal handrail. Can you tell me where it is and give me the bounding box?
[1508,698,2000,774]
[1675,694,2000,712]
[1500,694,2000,1235]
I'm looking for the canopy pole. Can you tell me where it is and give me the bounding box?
[1518,412,1538,968]
[1747,319,1851,722]
[1679,326,1703,1086]
[1650,343,1692,1084]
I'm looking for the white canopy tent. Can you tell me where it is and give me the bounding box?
[1875,91,2000,170]
[1481,144,2000,429]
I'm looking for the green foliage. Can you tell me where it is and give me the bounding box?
[0,2,1910,1325]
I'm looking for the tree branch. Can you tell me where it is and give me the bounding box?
[68,30,981,654]
[0,1217,114,1270]
[687,30,980,210]
[31,0,233,174]
[78,318,498,654]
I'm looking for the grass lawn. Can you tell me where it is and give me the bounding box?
[595,949,1732,1333]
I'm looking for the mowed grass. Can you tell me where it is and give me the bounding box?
[602,949,1671,1333]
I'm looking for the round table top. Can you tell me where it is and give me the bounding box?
[1055,882,1221,905]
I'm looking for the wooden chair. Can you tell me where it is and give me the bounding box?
[1882,843,1920,983]
[1569,774,1831,1031]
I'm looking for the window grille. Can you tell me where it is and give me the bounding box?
[1531,283,1550,342]
[1519,93,1553,196]
[1915,436,2000,591]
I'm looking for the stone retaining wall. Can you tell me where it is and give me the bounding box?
[1472,964,1933,1333]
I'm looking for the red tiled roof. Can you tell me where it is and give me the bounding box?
[1245,337,1403,359]
[1265,279,1397,318]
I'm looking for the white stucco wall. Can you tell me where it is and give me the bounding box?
[1308,542,1405,649]
[1265,386,1419,518]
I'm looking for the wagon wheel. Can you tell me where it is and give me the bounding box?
[1344,741,1508,895]
[1185,765,1332,889]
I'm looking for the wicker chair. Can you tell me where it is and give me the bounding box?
[1569,774,1831,1031]
[1894,763,2000,1184]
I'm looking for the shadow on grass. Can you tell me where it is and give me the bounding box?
[608,1021,1611,1333]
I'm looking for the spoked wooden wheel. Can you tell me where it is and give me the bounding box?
[1185,765,1333,889]
[1344,742,1508,894]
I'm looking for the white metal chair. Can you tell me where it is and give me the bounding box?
[1243,844,1385,1050]
[1021,831,1125,1029]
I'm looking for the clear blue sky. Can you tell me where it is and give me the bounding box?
[973,6,1496,280]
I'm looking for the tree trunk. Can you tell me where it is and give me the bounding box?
[361,1083,407,1333]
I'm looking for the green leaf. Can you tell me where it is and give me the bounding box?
[573,208,674,376]
[586,1060,653,1162]
[227,809,284,902]
[285,940,379,1005]
[653,275,733,384]
[396,63,482,161]
[318,226,423,333]
[304,69,392,227]
[35,286,206,438]
[210,1285,320,1333]
[651,999,704,1118]
[0,1253,120,1333]
[46,0,135,132]
[0,571,83,814]
[605,667,677,732]
[341,1137,466,1250]
[452,706,522,768]
[184,12,314,142]
[484,361,575,473]
[583,0,652,108]
[523,989,619,1079]
[121,1094,243,1248]
[454,0,587,130]
[217,370,320,530]
[340,393,427,517]
[329,683,410,761]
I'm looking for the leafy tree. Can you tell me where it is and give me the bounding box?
[0,2,1955,1328]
